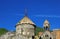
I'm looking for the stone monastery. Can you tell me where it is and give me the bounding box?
[0,11,60,39]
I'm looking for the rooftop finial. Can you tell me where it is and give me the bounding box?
[24,8,28,16]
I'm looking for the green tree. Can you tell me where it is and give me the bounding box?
[0,28,8,36]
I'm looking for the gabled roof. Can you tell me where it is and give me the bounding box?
[17,16,35,25]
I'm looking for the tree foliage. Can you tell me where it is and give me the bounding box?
[35,27,44,35]
[0,28,8,36]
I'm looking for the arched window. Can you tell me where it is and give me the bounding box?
[46,26,48,30]
[21,28,23,32]
[39,37,42,39]
[50,37,52,39]
[44,26,49,30]
[32,36,34,39]
[45,35,49,37]
[21,28,23,34]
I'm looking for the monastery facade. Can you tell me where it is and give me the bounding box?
[0,12,60,39]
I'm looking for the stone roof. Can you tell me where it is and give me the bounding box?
[17,16,35,25]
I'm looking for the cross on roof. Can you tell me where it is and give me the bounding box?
[24,8,28,16]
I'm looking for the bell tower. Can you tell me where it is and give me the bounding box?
[43,20,50,31]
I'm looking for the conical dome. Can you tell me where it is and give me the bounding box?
[17,16,35,25]
[43,20,50,27]
[44,20,49,24]
[43,20,50,31]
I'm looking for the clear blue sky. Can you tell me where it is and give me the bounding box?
[0,0,60,31]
